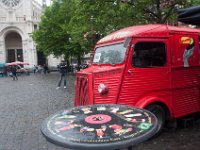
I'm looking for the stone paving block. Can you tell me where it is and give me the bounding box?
[29,134,39,149]
[4,134,15,149]
[3,119,15,134]
[38,133,48,150]
[0,134,8,149]
[12,134,23,150]
[47,142,58,150]
[21,133,33,150]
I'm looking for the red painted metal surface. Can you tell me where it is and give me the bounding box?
[93,67,123,104]
[75,24,200,120]
[97,24,200,45]
[75,74,88,106]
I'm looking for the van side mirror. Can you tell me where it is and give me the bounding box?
[123,37,131,48]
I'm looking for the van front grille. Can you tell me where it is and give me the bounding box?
[75,76,88,106]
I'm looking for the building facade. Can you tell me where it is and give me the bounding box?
[0,0,61,68]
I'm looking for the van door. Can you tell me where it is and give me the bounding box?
[171,34,200,118]
[199,36,200,111]
[118,38,171,108]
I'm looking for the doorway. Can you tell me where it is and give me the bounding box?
[5,32,23,62]
[37,51,46,66]
[7,49,23,62]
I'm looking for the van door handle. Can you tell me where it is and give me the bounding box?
[197,74,200,77]
[128,70,132,74]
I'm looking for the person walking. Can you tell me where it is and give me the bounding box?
[56,60,67,89]
[11,65,18,80]
[37,65,43,74]
[33,65,37,74]
[43,64,49,74]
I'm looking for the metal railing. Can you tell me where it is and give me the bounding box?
[0,17,40,22]
[0,17,6,22]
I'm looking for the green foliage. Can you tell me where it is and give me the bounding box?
[33,0,73,57]
[191,0,200,5]
[122,0,192,24]
[33,0,194,63]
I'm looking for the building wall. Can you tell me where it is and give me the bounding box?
[0,0,64,68]
[47,54,63,68]
[0,0,42,68]
[0,0,61,68]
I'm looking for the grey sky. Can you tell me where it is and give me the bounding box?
[35,0,51,6]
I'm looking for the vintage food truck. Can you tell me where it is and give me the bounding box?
[74,24,200,133]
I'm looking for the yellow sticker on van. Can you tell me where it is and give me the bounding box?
[180,37,194,45]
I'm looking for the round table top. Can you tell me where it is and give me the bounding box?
[41,104,158,150]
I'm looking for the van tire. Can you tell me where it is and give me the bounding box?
[146,104,166,135]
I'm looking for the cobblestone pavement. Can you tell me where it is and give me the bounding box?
[0,72,199,150]
[0,72,74,150]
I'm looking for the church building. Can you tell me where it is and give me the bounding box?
[0,0,60,68]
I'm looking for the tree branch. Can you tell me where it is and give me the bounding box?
[163,2,178,23]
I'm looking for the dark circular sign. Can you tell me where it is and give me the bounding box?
[41,104,158,150]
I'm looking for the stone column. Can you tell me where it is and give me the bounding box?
[23,37,37,68]
[22,39,29,63]
[28,38,37,67]
[0,40,6,62]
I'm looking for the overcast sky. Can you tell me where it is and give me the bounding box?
[35,0,52,6]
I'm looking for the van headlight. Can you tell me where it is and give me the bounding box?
[98,84,108,94]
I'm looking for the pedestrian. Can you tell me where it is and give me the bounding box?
[11,65,18,80]
[37,65,42,74]
[33,65,37,74]
[56,60,67,89]
[43,64,49,74]
[35,65,38,73]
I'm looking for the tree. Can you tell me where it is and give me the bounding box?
[68,0,142,51]
[190,0,200,5]
[120,0,191,24]
[33,0,194,67]
[33,0,74,63]
[66,0,130,66]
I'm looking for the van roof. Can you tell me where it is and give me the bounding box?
[97,24,200,44]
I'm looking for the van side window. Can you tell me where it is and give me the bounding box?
[132,42,166,68]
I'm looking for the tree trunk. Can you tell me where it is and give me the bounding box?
[77,54,82,71]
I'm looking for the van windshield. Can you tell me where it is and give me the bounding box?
[93,43,126,64]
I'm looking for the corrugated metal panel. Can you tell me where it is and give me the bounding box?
[118,68,170,106]
[75,74,88,106]
[173,88,199,117]
[93,71,122,104]
[171,67,200,117]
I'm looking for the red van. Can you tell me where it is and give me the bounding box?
[74,24,200,133]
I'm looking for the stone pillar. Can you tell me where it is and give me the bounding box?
[33,43,38,66]
[7,9,16,22]
[0,40,6,62]
[24,0,33,21]
[23,37,37,68]
[22,39,29,63]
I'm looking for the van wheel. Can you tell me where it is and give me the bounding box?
[146,104,166,135]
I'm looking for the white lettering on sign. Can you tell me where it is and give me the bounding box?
[113,31,130,40]
[98,31,131,43]
[98,35,113,43]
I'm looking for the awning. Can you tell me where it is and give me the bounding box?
[178,6,200,26]
[6,61,29,66]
